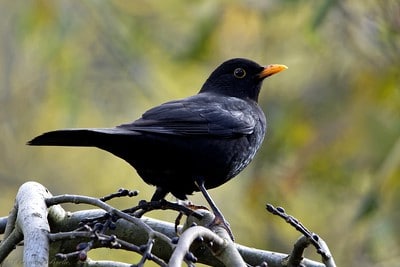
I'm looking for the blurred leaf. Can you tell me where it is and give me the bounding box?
[1,1,399,265]
[311,0,337,30]
[354,190,380,221]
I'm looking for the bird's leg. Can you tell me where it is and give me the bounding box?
[195,178,235,241]
[150,187,168,201]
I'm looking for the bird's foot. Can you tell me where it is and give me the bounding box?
[208,209,235,241]
[177,200,209,212]
[180,203,235,241]
[124,199,203,219]
[175,200,234,240]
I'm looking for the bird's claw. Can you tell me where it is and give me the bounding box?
[208,213,235,241]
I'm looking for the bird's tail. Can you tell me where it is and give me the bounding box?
[27,128,136,147]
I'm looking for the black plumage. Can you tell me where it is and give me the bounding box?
[28,58,287,233]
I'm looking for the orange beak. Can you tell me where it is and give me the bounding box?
[258,64,288,79]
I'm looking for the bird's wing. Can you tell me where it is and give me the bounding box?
[118,95,258,138]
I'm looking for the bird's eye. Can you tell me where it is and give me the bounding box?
[233,68,246,78]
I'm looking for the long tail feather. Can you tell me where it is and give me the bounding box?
[27,128,136,147]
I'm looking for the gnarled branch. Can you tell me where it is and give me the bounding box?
[1,181,328,267]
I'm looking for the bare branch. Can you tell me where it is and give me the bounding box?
[286,236,335,267]
[124,199,203,220]
[0,204,21,262]
[266,204,336,267]
[46,194,171,243]
[286,235,312,266]
[16,181,52,267]
[169,225,246,267]
[0,228,23,263]
[3,205,18,238]
[236,244,325,267]
[1,182,330,267]
[83,259,132,266]
[0,217,7,233]
[316,236,336,267]
[99,188,139,202]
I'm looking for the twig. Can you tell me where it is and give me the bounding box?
[3,205,18,239]
[266,204,336,267]
[0,216,7,233]
[46,194,169,242]
[46,195,172,266]
[169,225,246,267]
[0,228,24,263]
[170,209,246,267]
[236,244,325,267]
[124,199,203,220]
[137,238,155,266]
[100,188,139,202]
[50,230,167,266]
[0,206,21,263]
[84,259,132,266]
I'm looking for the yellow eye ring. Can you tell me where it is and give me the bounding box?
[233,68,246,78]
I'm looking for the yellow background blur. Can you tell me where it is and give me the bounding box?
[0,1,399,266]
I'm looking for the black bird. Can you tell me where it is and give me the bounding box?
[28,58,287,236]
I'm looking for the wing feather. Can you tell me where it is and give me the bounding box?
[118,93,257,137]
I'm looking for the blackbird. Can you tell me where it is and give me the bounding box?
[28,58,287,236]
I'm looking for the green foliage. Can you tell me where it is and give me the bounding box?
[0,0,399,266]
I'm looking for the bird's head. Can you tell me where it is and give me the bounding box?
[199,58,287,102]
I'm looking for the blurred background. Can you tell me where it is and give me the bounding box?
[0,0,399,266]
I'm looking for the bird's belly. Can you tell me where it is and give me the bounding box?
[126,133,262,197]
